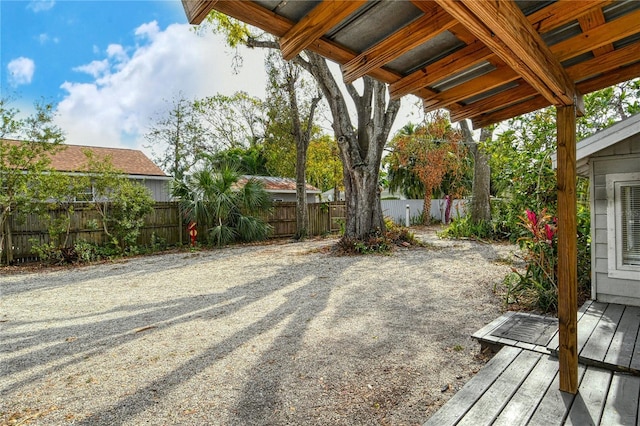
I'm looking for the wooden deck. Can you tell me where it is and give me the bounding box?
[424,301,640,425]
[473,301,640,374]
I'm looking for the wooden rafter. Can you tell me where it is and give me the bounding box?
[389,41,492,100]
[451,42,640,122]
[341,6,457,83]
[578,8,613,57]
[183,0,640,128]
[551,8,640,62]
[423,64,519,111]
[280,1,367,61]
[435,0,580,107]
[391,0,607,102]
[471,60,640,128]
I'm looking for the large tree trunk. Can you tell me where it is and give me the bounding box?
[284,65,322,240]
[295,142,309,239]
[302,52,400,239]
[422,192,432,225]
[2,210,13,265]
[460,121,493,224]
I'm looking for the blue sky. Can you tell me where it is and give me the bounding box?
[2,0,421,158]
[1,0,269,153]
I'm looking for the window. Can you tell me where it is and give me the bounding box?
[75,185,95,202]
[607,173,640,279]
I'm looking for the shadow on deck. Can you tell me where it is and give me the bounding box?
[424,301,640,425]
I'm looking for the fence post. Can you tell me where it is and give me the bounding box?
[405,204,410,227]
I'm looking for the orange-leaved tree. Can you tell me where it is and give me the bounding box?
[386,113,468,224]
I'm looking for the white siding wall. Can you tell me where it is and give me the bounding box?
[382,199,467,224]
[590,133,640,305]
[136,178,171,202]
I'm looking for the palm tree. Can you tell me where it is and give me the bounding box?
[172,162,272,246]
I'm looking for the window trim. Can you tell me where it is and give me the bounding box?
[606,172,640,280]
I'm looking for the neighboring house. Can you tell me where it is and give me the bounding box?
[3,139,172,202]
[562,114,640,306]
[237,176,321,203]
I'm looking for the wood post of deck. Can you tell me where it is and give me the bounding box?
[556,105,578,394]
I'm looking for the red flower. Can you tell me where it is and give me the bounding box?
[545,224,555,241]
[526,209,538,227]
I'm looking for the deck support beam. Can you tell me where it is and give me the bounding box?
[556,105,578,394]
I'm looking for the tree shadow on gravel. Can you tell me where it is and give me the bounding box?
[68,271,333,425]
[1,257,318,396]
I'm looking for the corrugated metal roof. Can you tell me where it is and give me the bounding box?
[237,175,321,193]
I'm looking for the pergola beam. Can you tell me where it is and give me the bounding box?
[280,1,367,61]
[435,0,581,108]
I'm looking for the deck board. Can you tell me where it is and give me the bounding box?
[526,364,587,426]
[492,354,560,425]
[423,346,522,425]
[564,367,612,425]
[604,305,640,369]
[599,372,640,425]
[426,301,640,426]
[456,350,541,425]
[475,302,640,374]
[424,352,640,426]
[547,300,594,351]
[580,303,625,363]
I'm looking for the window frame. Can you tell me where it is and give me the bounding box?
[606,172,640,280]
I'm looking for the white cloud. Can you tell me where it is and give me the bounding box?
[106,44,128,62]
[7,57,35,86]
[27,0,55,12]
[37,33,58,44]
[73,59,110,79]
[56,22,267,154]
[135,21,160,40]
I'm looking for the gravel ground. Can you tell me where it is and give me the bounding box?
[1,227,519,426]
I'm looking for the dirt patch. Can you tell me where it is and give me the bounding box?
[0,227,517,425]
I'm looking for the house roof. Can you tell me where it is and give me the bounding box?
[2,139,167,178]
[182,0,640,128]
[551,113,640,176]
[238,175,321,193]
[575,112,640,176]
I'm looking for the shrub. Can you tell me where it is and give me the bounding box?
[504,209,558,312]
[439,216,496,240]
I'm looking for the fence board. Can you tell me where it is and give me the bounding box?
[5,201,345,262]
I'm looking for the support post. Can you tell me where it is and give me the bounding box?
[556,105,578,394]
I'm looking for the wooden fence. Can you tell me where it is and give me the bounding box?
[264,202,345,237]
[4,201,345,263]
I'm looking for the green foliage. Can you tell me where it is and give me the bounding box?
[194,92,268,150]
[206,146,269,175]
[204,11,251,48]
[576,205,592,292]
[1,98,65,264]
[145,94,206,179]
[501,208,591,313]
[440,216,496,241]
[172,161,272,247]
[503,209,558,312]
[106,182,155,253]
[82,150,155,254]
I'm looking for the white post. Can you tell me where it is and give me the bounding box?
[405,204,410,227]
